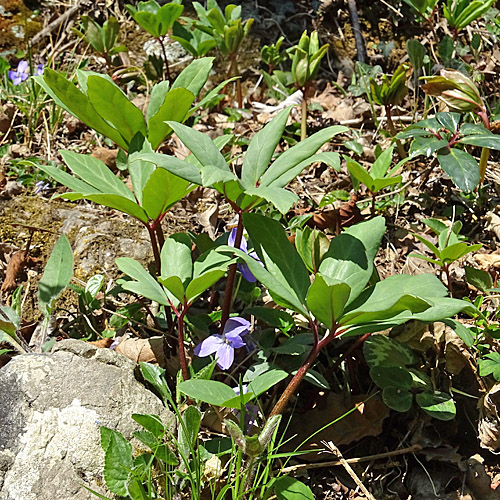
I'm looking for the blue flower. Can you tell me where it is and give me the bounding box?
[8,60,29,85]
[228,228,262,283]
[233,384,259,431]
[34,64,44,76]
[194,317,250,370]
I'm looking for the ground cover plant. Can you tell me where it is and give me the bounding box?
[2,0,500,499]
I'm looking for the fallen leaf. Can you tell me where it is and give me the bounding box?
[1,251,39,292]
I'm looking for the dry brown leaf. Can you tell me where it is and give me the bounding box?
[1,251,39,292]
[479,383,500,452]
[475,253,500,270]
[486,211,500,241]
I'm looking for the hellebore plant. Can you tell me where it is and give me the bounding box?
[74,16,126,67]
[132,105,347,327]
[193,0,254,108]
[194,316,250,369]
[126,0,184,81]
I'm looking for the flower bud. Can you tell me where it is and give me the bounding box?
[422,69,485,113]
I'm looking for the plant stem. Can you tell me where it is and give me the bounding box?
[443,263,453,297]
[221,212,243,330]
[385,105,407,159]
[234,59,243,109]
[158,36,171,82]
[479,147,491,185]
[301,88,308,141]
[146,223,162,276]
[269,325,338,418]
[371,191,376,217]
[177,305,189,381]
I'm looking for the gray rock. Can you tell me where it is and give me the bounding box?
[0,340,174,500]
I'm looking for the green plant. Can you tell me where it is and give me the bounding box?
[132,106,346,325]
[370,63,412,157]
[0,234,73,354]
[289,30,329,140]
[126,0,184,81]
[397,111,500,191]
[171,17,216,58]
[403,0,439,25]
[261,36,287,75]
[345,145,404,216]
[443,0,496,36]
[74,16,126,67]
[364,335,457,420]
[410,216,482,294]
[193,0,254,108]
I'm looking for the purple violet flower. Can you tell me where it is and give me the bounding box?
[34,64,44,76]
[194,317,250,370]
[228,228,262,283]
[8,60,29,85]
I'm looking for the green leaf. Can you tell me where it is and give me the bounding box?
[87,75,147,143]
[60,150,136,201]
[382,387,413,412]
[274,476,315,500]
[36,70,127,149]
[171,57,214,97]
[319,217,385,305]
[177,379,241,408]
[36,162,100,195]
[306,275,351,330]
[243,213,310,314]
[440,242,482,263]
[131,413,166,438]
[341,274,446,325]
[260,126,348,187]
[346,158,374,190]
[244,307,294,332]
[370,365,413,389]
[160,233,193,286]
[115,258,170,305]
[168,121,230,175]
[134,152,203,185]
[478,352,500,381]
[370,145,395,178]
[100,427,133,496]
[141,167,191,220]
[459,132,500,150]
[465,265,493,293]
[178,405,201,458]
[38,235,73,316]
[240,107,292,187]
[442,318,475,347]
[407,38,426,69]
[416,391,456,421]
[148,88,195,149]
[437,148,480,192]
[185,270,226,304]
[363,334,417,368]
[140,362,172,403]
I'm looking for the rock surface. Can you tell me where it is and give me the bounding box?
[0,340,174,500]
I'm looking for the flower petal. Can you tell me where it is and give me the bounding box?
[228,228,249,253]
[215,343,234,370]
[223,317,251,337]
[17,60,29,73]
[238,262,256,282]
[194,334,223,357]
[226,332,245,349]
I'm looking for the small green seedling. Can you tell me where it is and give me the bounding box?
[289,30,329,140]
[370,63,412,157]
[74,16,126,66]
[410,217,482,294]
[126,0,184,81]
[345,145,403,216]
[364,335,457,421]
[261,36,287,75]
